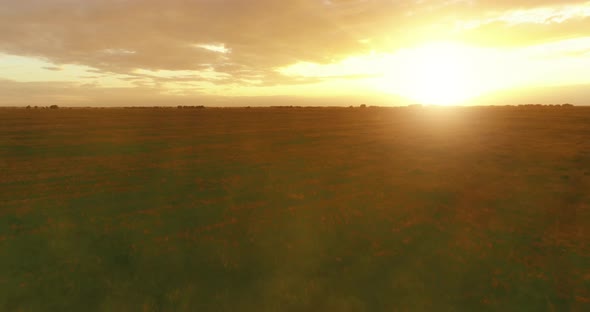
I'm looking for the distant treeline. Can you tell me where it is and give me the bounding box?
[116,106,206,109]
[25,105,59,109]
[270,106,342,109]
[405,104,577,108]
[269,104,371,108]
[177,105,205,109]
[122,106,205,109]
[515,104,574,107]
[18,103,577,109]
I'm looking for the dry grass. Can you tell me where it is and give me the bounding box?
[0,106,589,311]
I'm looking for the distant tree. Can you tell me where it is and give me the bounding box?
[34,106,38,109]
[49,105,59,109]
[26,105,31,109]
[360,104,367,108]
[562,103,574,107]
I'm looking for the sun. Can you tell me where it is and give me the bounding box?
[383,42,485,105]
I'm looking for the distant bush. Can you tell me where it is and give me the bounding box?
[517,104,574,108]
[49,105,59,109]
[177,105,205,109]
[26,105,31,109]
[360,104,367,108]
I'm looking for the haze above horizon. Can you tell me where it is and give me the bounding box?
[1,0,590,106]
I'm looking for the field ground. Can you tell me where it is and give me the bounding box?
[1,106,589,311]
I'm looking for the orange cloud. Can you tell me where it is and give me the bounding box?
[1,0,589,105]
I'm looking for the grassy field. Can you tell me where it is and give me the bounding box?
[1,106,589,311]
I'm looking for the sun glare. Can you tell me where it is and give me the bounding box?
[386,42,484,105]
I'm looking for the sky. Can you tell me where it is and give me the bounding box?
[1,0,589,106]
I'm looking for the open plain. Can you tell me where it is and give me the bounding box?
[1,106,589,311]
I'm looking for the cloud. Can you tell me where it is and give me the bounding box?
[0,0,589,96]
[454,17,590,47]
[0,78,212,106]
[0,78,406,107]
[41,66,62,71]
[474,83,590,105]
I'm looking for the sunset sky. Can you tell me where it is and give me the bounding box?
[1,0,589,106]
